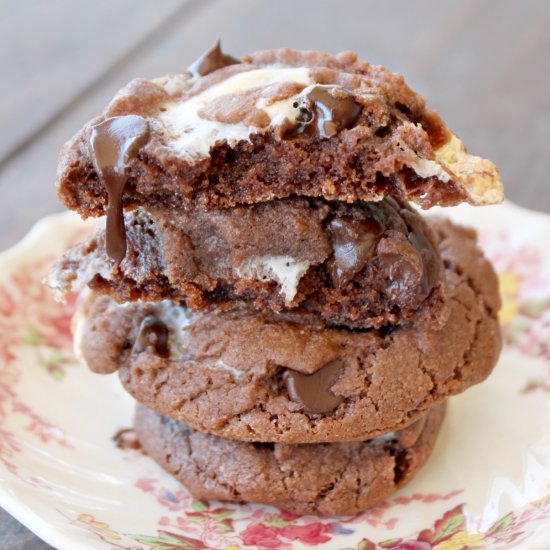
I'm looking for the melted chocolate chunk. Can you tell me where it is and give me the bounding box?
[377,208,440,300]
[90,115,150,262]
[292,85,362,138]
[134,315,170,357]
[328,216,382,287]
[405,213,440,297]
[284,360,344,414]
[379,253,420,294]
[188,40,240,77]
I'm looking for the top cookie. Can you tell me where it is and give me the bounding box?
[57,45,503,220]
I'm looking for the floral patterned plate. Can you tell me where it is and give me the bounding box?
[1,202,550,550]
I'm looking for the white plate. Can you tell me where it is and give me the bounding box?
[0,202,549,550]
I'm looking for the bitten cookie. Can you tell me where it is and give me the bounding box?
[57,47,502,222]
[134,402,446,516]
[49,196,448,330]
[76,218,500,443]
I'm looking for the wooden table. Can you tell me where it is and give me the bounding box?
[1,0,549,547]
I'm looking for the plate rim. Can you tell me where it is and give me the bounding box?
[1,200,550,550]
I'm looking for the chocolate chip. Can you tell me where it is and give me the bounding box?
[328,215,383,287]
[290,85,362,138]
[284,360,344,414]
[380,253,420,293]
[405,214,440,297]
[187,40,240,77]
[134,315,170,358]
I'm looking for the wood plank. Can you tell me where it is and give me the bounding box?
[0,0,186,163]
[0,0,549,255]
[0,507,53,550]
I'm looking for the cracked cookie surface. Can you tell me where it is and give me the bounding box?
[76,218,500,443]
[134,402,446,516]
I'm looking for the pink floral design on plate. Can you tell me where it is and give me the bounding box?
[0,203,550,549]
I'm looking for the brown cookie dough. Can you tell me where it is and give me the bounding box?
[76,218,501,443]
[134,402,446,516]
[56,48,502,230]
[50,197,448,330]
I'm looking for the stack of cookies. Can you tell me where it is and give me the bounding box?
[48,45,503,515]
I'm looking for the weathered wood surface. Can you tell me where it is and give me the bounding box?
[1,0,549,547]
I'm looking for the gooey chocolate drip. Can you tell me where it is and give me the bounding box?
[187,40,240,77]
[90,115,150,262]
[284,360,344,414]
[134,315,170,358]
[293,85,362,138]
[328,216,383,287]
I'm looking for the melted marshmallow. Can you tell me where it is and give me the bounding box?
[410,157,451,182]
[159,67,313,159]
[369,431,397,445]
[238,255,311,302]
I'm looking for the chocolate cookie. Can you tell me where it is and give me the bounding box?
[50,196,448,330]
[56,47,502,265]
[76,218,501,443]
[134,402,446,516]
